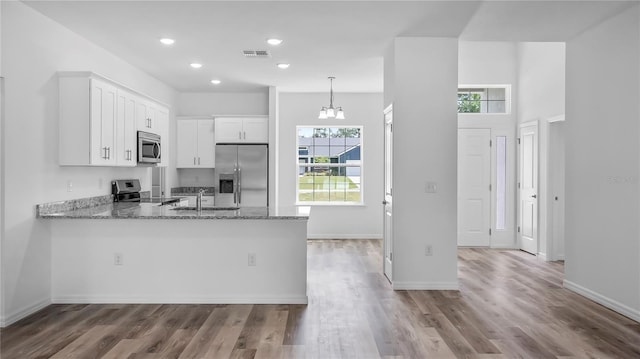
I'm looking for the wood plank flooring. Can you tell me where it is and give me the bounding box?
[2,239,640,358]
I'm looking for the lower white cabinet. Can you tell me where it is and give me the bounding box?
[176,117,215,168]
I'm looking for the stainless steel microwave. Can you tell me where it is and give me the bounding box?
[137,131,161,164]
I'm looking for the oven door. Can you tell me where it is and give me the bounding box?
[138,132,161,164]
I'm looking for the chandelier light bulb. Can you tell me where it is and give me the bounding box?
[318,76,344,120]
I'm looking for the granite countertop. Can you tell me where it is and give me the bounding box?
[37,202,310,220]
[171,187,215,197]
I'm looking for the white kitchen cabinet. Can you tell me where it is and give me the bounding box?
[59,71,171,167]
[176,117,215,168]
[136,99,165,134]
[59,74,117,166]
[183,195,215,207]
[156,107,170,167]
[215,117,268,144]
[115,89,137,166]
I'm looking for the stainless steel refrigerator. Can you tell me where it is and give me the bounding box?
[214,144,268,207]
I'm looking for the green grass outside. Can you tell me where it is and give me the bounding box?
[298,174,361,202]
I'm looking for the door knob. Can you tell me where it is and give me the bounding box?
[531,194,537,198]
[382,200,388,205]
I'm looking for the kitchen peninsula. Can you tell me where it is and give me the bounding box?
[37,199,310,305]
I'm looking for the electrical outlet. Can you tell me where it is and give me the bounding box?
[425,181,437,193]
[114,253,123,266]
[425,245,433,256]
[67,180,73,192]
[248,253,256,266]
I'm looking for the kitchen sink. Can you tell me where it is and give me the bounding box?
[170,207,240,211]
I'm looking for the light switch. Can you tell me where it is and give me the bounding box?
[425,181,437,193]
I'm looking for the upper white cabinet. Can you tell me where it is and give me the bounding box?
[59,74,117,166]
[58,72,170,167]
[136,99,165,135]
[115,89,137,166]
[156,107,170,168]
[176,117,215,168]
[215,117,268,144]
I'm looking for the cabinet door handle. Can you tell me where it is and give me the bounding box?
[103,147,108,159]
[193,157,196,165]
[238,131,242,140]
[198,157,201,165]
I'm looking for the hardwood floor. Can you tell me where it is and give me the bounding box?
[2,239,639,358]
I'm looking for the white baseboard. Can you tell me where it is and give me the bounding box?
[556,254,565,260]
[489,244,518,249]
[392,281,459,290]
[1,297,51,328]
[307,234,382,240]
[538,252,548,261]
[52,294,308,305]
[563,280,640,323]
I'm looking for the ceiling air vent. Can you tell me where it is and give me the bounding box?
[242,50,271,58]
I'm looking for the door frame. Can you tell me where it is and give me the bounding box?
[518,121,539,255]
[383,104,393,283]
[542,115,566,261]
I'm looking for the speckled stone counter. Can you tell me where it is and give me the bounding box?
[170,187,215,197]
[37,202,309,220]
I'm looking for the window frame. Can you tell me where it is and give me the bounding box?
[295,125,364,206]
[457,84,512,115]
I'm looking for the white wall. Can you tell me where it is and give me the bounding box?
[459,41,518,86]
[0,0,4,323]
[458,41,518,248]
[565,5,640,321]
[278,93,383,239]
[385,37,459,289]
[517,43,565,124]
[51,219,308,304]
[177,92,268,116]
[0,1,177,326]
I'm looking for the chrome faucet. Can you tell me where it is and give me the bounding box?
[196,188,206,211]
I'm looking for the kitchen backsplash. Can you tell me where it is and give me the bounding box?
[177,168,215,187]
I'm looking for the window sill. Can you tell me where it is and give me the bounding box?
[296,202,365,207]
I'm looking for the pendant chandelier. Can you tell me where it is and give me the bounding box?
[318,76,345,120]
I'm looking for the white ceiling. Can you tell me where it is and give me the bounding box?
[24,0,636,93]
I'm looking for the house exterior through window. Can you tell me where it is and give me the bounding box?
[297,127,363,204]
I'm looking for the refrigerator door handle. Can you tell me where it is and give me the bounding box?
[233,164,238,204]
[237,166,242,204]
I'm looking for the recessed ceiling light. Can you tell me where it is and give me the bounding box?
[210,79,221,85]
[159,38,175,45]
[267,38,283,46]
[277,63,290,69]
[190,63,202,69]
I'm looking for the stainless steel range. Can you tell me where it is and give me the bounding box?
[112,179,183,205]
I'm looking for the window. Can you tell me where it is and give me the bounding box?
[458,87,509,113]
[496,136,507,230]
[297,127,362,204]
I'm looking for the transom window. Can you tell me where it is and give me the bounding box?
[458,86,509,114]
[297,127,363,204]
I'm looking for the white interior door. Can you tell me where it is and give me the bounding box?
[383,105,393,282]
[458,129,491,246]
[519,123,538,255]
